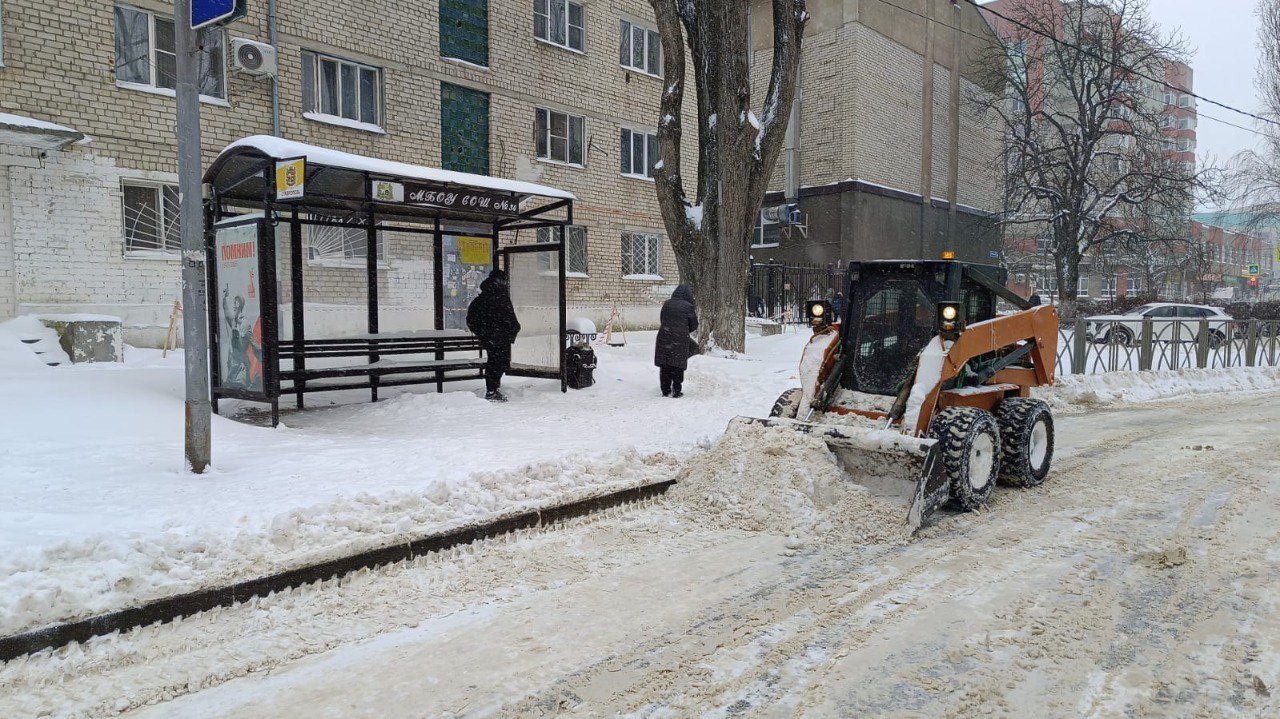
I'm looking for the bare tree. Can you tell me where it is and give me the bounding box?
[647,0,806,352]
[1224,0,1280,230]
[977,0,1197,316]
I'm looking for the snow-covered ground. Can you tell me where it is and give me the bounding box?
[0,321,805,635]
[3,314,1279,652]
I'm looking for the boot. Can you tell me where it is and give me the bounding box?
[485,390,507,402]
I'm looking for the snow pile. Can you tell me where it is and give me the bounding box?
[0,450,679,636]
[0,315,67,369]
[670,422,909,546]
[1037,366,1280,409]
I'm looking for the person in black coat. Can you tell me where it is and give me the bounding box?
[466,269,521,402]
[654,284,698,398]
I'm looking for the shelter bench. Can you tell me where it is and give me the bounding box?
[278,331,486,405]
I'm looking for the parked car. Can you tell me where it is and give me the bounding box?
[1084,303,1234,348]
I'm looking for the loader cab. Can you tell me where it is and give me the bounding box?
[840,260,1005,396]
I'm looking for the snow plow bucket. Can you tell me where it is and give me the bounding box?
[728,416,950,533]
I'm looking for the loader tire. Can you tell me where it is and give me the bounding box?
[994,398,1054,488]
[928,406,1000,512]
[769,388,804,419]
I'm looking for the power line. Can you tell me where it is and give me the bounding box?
[965,0,1280,130]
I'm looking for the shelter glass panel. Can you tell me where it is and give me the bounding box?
[506,250,562,374]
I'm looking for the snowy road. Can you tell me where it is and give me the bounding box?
[5,391,1280,717]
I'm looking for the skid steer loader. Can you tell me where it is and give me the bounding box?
[736,259,1059,532]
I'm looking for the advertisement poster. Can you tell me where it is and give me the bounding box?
[443,235,492,330]
[216,222,264,394]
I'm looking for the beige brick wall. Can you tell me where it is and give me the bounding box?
[749,0,1003,213]
[0,0,702,338]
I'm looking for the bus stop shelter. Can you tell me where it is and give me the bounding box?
[203,136,574,425]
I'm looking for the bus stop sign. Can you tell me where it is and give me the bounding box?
[192,0,247,29]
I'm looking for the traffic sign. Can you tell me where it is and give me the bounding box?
[192,0,247,29]
[1247,263,1262,277]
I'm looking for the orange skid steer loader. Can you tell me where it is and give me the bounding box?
[735,259,1059,532]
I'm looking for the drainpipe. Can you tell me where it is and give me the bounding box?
[269,0,280,136]
[783,54,802,204]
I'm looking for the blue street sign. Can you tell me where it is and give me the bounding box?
[989,250,1000,258]
[192,0,246,29]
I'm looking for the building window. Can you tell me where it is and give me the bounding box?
[537,225,588,274]
[440,0,489,66]
[1127,276,1141,294]
[1178,94,1193,108]
[1162,92,1174,105]
[535,108,584,165]
[115,5,225,98]
[441,83,490,175]
[534,0,584,52]
[620,127,658,178]
[1035,274,1058,294]
[619,20,661,75]
[301,51,382,128]
[122,181,180,253]
[1176,137,1196,152]
[304,213,385,263]
[622,231,662,277]
[1035,237,1052,253]
[1176,117,1194,130]
[1077,276,1090,296]
[753,214,780,248]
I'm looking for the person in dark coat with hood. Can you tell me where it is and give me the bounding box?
[655,284,698,397]
[467,268,521,402]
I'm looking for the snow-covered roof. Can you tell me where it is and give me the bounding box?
[220,136,575,201]
[0,113,86,150]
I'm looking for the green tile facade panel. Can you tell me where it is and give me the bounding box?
[440,83,490,176]
[439,0,489,67]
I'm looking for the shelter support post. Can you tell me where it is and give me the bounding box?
[367,204,380,402]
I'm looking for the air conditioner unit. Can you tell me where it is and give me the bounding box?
[231,39,277,77]
[762,203,802,226]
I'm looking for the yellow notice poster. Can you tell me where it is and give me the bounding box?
[275,157,305,201]
[457,236,491,266]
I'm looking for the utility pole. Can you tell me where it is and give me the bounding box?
[175,0,211,473]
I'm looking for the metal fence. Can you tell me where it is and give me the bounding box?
[750,262,848,323]
[1056,318,1280,374]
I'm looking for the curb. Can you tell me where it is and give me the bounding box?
[0,480,675,663]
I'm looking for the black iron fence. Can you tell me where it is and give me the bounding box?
[1056,317,1280,374]
[750,262,848,323]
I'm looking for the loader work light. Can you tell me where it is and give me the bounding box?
[938,301,962,339]
[807,300,831,328]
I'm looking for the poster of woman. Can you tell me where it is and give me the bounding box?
[215,223,264,394]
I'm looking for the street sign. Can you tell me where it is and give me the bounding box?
[274,156,305,200]
[192,0,247,29]
[989,250,1000,258]
[1247,263,1262,277]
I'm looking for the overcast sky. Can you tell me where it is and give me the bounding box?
[1146,0,1265,167]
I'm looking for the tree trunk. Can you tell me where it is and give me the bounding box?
[1055,246,1082,319]
[648,0,806,353]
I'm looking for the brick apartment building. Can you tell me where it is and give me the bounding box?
[0,0,701,344]
[746,0,1006,267]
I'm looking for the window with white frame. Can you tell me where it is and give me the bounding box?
[619,19,661,75]
[536,225,588,274]
[303,213,386,263]
[1035,274,1058,293]
[1077,276,1090,296]
[1035,237,1052,253]
[301,51,382,128]
[115,5,225,98]
[534,0,584,52]
[1159,114,1173,129]
[1102,276,1117,298]
[1176,137,1196,152]
[620,127,658,178]
[1178,94,1193,108]
[753,213,780,248]
[121,180,180,253]
[1177,117,1194,130]
[622,231,662,276]
[535,108,584,165]
[1162,92,1174,105]
[1126,276,1141,293]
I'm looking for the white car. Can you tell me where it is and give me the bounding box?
[1085,303,1234,348]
